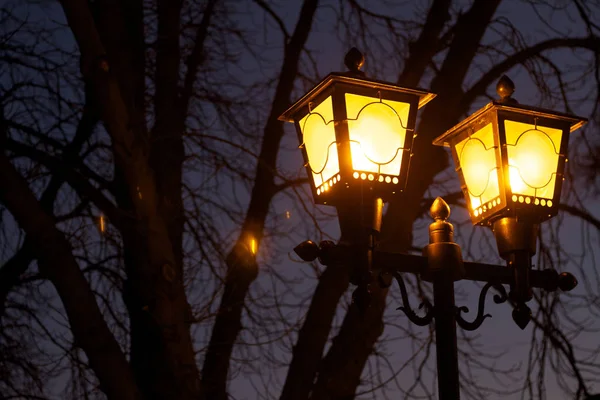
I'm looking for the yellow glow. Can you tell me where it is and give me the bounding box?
[300,96,339,188]
[249,238,257,255]
[99,214,105,234]
[505,120,562,199]
[455,123,499,209]
[345,94,410,175]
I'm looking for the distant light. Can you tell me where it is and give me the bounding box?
[99,214,105,234]
[250,238,257,255]
[285,211,291,219]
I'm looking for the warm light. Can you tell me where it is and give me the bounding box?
[434,75,587,225]
[508,160,526,194]
[455,123,500,209]
[279,57,435,206]
[249,237,257,255]
[300,96,340,188]
[505,121,562,199]
[345,94,410,176]
[99,214,105,234]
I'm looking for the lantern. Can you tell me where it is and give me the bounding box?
[279,48,435,206]
[433,76,587,226]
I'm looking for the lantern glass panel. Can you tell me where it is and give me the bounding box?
[299,96,340,189]
[345,93,411,176]
[504,120,562,199]
[456,123,500,210]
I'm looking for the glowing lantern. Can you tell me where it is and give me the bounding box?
[279,48,435,205]
[433,76,587,225]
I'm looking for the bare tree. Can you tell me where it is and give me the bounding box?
[0,1,599,399]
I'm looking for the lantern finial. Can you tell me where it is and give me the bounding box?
[496,75,518,104]
[430,197,450,221]
[344,47,365,76]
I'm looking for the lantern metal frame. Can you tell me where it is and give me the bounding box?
[433,82,587,226]
[279,71,435,206]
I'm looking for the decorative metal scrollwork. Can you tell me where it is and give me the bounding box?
[393,272,435,326]
[455,282,508,331]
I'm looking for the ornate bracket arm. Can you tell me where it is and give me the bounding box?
[455,282,508,331]
[393,272,435,326]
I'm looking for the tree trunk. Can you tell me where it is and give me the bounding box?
[201,1,320,398]
[279,263,350,400]
[59,0,203,397]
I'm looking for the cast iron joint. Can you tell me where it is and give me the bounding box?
[492,217,539,328]
[293,197,579,330]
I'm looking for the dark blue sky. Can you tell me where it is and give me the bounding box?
[3,0,598,399]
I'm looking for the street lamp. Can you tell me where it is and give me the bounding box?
[279,48,435,206]
[282,49,586,400]
[433,74,587,328]
[433,74,585,226]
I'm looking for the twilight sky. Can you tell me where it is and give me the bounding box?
[4,0,598,399]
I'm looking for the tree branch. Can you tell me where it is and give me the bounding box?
[154,0,183,130]
[59,0,159,214]
[0,240,34,319]
[461,36,600,112]
[201,1,320,398]
[559,203,600,231]
[252,0,290,42]
[0,152,140,400]
[180,0,219,113]
[0,95,98,316]
[5,139,127,231]
[397,0,451,87]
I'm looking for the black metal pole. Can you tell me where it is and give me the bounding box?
[433,273,460,400]
[348,197,384,310]
[363,197,384,305]
[425,197,463,400]
[368,197,384,277]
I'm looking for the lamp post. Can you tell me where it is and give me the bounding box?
[280,49,587,400]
